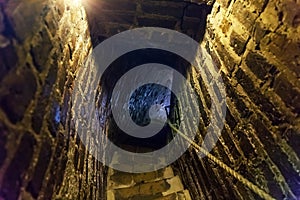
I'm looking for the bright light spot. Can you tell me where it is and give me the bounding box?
[67,0,81,6]
[74,0,81,5]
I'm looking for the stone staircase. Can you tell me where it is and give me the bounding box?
[107,166,192,200]
[106,148,192,200]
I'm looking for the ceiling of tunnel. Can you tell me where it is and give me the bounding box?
[83,0,212,46]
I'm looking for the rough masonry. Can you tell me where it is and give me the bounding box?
[0,0,299,200]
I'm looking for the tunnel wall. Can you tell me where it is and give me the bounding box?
[84,0,211,46]
[175,0,300,199]
[0,1,106,199]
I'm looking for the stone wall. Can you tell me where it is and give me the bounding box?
[1,0,299,199]
[0,0,106,199]
[175,0,300,199]
[84,0,211,45]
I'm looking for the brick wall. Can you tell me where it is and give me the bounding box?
[175,0,300,199]
[84,0,211,45]
[1,0,299,199]
[0,0,106,199]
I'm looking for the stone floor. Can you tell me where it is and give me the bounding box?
[107,147,192,200]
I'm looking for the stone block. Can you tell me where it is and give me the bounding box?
[141,1,186,19]
[230,30,248,55]
[133,171,157,183]
[54,0,65,17]
[100,0,137,11]
[30,28,53,72]
[284,127,300,157]
[26,139,52,198]
[259,32,300,77]
[110,172,133,186]
[249,0,268,13]
[245,51,275,80]
[214,39,238,72]
[235,130,255,159]
[258,1,280,32]
[44,9,59,37]
[216,0,232,8]
[226,84,252,118]
[42,133,68,199]
[0,65,37,123]
[260,33,287,59]
[0,43,17,82]
[219,17,231,35]
[31,95,48,133]
[153,193,177,200]
[253,22,268,44]
[106,23,131,36]
[0,132,36,200]
[162,176,184,196]
[250,115,300,196]
[6,1,47,41]
[232,1,258,31]
[32,64,58,133]
[235,68,283,124]
[137,15,178,29]
[95,10,135,25]
[273,73,300,112]
[114,185,140,199]
[225,109,237,130]
[139,179,170,195]
[281,1,300,28]
[259,160,286,200]
[220,128,242,161]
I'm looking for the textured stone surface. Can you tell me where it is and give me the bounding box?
[174,0,300,199]
[0,0,299,199]
[0,0,103,199]
[85,0,211,46]
[107,152,192,200]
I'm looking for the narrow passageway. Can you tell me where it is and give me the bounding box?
[107,148,192,200]
[0,0,300,200]
[94,33,194,199]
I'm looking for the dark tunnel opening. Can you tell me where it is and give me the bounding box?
[96,48,192,152]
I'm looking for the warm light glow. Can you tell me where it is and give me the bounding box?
[74,0,81,5]
[66,0,81,6]
[79,0,104,12]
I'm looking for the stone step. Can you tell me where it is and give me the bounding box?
[107,148,192,200]
[107,166,174,189]
[109,151,168,172]
[107,175,191,200]
[152,190,192,200]
[107,189,192,200]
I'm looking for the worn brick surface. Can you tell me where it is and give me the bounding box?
[0,132,36,199]
[107,163,191,200]
[174,0,300,199]
[0,65,37,123]
[85,0,211,46]
[1,0,299,200]
[0,0,104,199]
